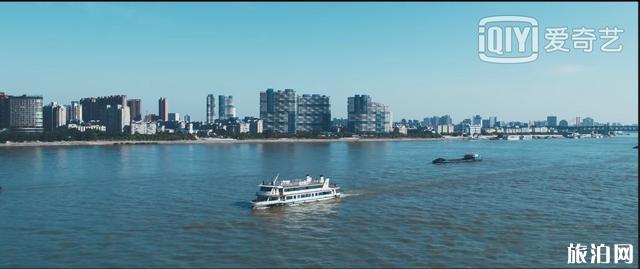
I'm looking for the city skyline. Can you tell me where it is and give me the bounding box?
[0,90,633,127]
[0,3,637,123]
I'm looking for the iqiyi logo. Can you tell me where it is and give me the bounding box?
[478,16,539,63]
[478,15,624,64]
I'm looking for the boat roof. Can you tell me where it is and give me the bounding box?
[260,178,327,188]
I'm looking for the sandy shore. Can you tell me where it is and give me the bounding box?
[0,137,468,148]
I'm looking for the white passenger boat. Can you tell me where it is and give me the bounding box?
[251,175,341,209]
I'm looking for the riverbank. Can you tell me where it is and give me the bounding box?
[0,136,467,147]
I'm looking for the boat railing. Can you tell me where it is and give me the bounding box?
[279,179,324,187]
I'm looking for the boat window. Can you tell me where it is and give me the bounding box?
[260,187,272,191]
[256,196,268,201]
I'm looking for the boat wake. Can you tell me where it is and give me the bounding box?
[339,193,360,198]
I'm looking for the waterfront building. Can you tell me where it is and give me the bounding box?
[8,95,43,133]
[463,124,482,136]
[213,117,245,134]
[436,124,454,134]
[218,95,236,120]
[575,117,581,127]
[43,102,67,131]
[66,101,82,124]
[105,104,130,133]
[532,126,549,133]
[127,99,142,122]
[546,116,557,127]
[0,92,9,129]
[236,122,250,133]
[347,94,392,134]
[168,112,180,122]
[297,94,331,132]
[158,97,168,121]
[66,123,106,132]
[206,94,216,124]
[183,114,191,123]
[80,95,127,123]
[394,125,408,135]
[330,118,348,132]
[260,88,297,133]
[244,117,264,134]
[130,121,157,135]
[188,123,195,134]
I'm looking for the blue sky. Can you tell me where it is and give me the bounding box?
[0,2,637,124]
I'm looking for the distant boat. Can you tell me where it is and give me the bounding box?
[634,145,638,149]
[432,153,482,164]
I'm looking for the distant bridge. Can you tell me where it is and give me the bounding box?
[556,125,638,133]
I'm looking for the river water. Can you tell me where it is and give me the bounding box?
[0,136,637,267]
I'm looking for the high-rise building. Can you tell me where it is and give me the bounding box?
[575,117,581,127]
[158,97,168,121]
[581,117,594,126]
[347,94,391,133]
[438,115,453,126]
[546,116,558,127]
[66,101,82,124]
[168,112,180,122]
[127,99,142,122]
[206,94,216,124]
[43,102,67,131]
[472,115,482,126]
[8,95,43,133]
[481,117,497,128]
[260,89,297,133]
[183,114,191,123]
[488,116,497,128]
[80,95,127,123]
[144,114,160,122]
[105,105,130,133]
[0,92,9,129]
[297,94,331,132]
[481,119,491,128]
[423,116,439,128]
[218,95,236,119]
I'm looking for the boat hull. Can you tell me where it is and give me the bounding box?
[432,159,482,164]
[252,193,341,209]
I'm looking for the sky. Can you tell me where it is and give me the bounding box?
[0,2,637,124]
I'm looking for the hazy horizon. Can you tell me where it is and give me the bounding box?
[0,3,637,124]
